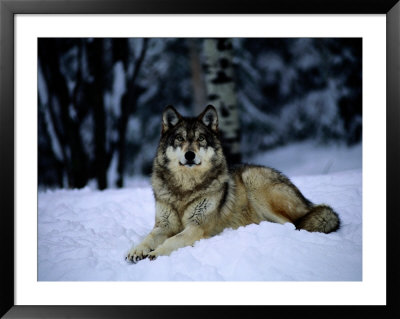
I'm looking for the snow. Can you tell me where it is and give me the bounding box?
[249,141,362,176]
[38,142,362,281]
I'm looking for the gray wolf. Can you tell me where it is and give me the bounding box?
[126,105,340,263]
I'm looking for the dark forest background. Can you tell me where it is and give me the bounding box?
[38,38,362,190]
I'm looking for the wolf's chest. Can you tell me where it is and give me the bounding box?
[158,190,215,223]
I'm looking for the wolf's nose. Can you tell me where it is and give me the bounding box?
[185,151,195,162]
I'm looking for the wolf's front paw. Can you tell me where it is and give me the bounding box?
[126,244,152,264]
[147,250,159,261]
[147,246,171,261]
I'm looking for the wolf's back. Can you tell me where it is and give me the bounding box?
[294,205,340,233]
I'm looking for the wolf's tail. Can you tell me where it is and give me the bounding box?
[294,205,340,234]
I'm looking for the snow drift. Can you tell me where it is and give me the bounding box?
[38,142,362,281]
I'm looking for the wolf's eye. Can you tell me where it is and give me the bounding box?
[198,135,205,142]
[176,135,184,142]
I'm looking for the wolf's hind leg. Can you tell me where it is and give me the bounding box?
[243,167,340,233]
[242,166,310,224]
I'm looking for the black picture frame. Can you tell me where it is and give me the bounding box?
[1,0,399,318]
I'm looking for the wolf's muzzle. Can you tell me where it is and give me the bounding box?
[180,150,200,167]
[185,151,196,162]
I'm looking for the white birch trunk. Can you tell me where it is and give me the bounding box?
[189,39,207,115]
[203,38,241,166]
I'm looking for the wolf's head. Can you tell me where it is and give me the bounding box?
[156,105,226,175]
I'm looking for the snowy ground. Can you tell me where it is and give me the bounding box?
[38,141,362,281]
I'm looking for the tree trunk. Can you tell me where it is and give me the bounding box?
[189,39,207,115]
[202,38,241,167]
[38,94,64,188]
[116,38,148,188]
[38,39,89,188]
[91,39,108,190]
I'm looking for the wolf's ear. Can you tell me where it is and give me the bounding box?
[199,105,218,132]
[162,105,181,134]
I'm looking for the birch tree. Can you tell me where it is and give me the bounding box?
[189,39,207,115]
[203,38,241,166]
